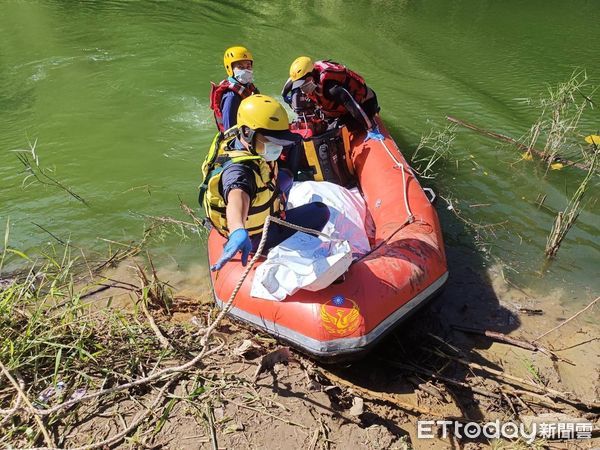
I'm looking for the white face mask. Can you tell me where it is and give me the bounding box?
[233,68,253,85]
[258,141,283,162]
[300,80,317,94]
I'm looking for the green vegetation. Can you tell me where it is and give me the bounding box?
[410,123,457,179]
[523,70,597,171]
[545,144,598,258]
[0,214,211,448]
[14,139,89,206]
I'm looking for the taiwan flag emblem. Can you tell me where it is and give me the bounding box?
[320,295,362,337]
[332,295,345,306]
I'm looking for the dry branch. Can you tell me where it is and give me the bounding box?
[0,362,54,447]
[446,116,590,170]
[30,380,175,450]
[316,368,464,419]
[534,296,599,342]
[452,325,572,364]
[428,349,599,411]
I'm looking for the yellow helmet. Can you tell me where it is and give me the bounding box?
[289,56,314,81]
[223,46,253,77]
[237,95,289,131]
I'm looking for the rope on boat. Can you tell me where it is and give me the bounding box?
[380,139,414,223]
[202,215,335,345]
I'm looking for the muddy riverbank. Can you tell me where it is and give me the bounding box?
[48,247,597,450]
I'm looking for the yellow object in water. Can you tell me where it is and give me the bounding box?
[522,152,534,161]
[550,162,564,170]
[584,135,600,145]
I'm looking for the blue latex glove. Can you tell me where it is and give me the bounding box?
[365,127,384,141]
[211,228,252,271]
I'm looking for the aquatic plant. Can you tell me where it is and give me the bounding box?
[545,142,598,259]
[410,123,457,179]
[13,139,89,206]
[523,69,597,172]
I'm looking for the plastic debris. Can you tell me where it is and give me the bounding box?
[69,388,87,402]
[233,339,261,358]
[522,152,534,161]
[35,381,67,408]
[349,396,364,416]
[254,347,292,381]
[584,135,600,145]
[36,387,56,405]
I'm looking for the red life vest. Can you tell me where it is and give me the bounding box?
[309,60,368,117]
[209,79,259,132]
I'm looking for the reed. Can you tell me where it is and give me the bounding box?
[13,139,89,206]
[523,70,596,171]
[544,143,598,258]
[411,123,457,179]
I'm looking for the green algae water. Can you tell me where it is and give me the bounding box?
[1,1,598,309]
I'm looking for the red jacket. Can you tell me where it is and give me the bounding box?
[308,60,368,117]
[209,79,259,131]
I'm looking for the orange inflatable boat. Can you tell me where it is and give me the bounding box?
[207,117,448,360]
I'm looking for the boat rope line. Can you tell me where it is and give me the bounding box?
[380,139,414,222]
[351,215,414,265]
[206,216,336,344]
[380,138,403,168]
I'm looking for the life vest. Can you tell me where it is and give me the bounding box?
[310,60,368,117]
[209,79,259,132]
[199,129,283,237]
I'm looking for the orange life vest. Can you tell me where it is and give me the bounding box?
[209,79,259,132]
[309,60,368,117]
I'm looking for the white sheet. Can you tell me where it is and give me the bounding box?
[250,181,371,301]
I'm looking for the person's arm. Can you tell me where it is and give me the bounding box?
[210,163,257,271]
[220,92,241,130]
[225,189,250,231]
[328,85,373,131]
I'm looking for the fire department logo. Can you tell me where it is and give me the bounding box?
[320,295,361,337]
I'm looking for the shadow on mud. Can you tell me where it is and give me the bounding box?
[316,129,521,441]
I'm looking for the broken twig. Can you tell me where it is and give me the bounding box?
[534,296,599,342]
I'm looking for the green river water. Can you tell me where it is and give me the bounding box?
[1,1,598,310]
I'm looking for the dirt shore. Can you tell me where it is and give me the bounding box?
[74,247,599,450]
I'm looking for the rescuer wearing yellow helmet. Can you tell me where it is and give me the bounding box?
[199,94,330,271]
[282,56,383,140]
[209,46,260,132]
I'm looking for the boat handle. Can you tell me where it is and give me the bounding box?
[423,187,436,204]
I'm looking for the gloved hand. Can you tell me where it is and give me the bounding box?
[365,127,384,141]
[211,228,252,271]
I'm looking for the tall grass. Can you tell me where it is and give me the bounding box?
[545,144,598,258]
[0,227,201,447]
[523,70,596,171]
[410,124,457,179]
